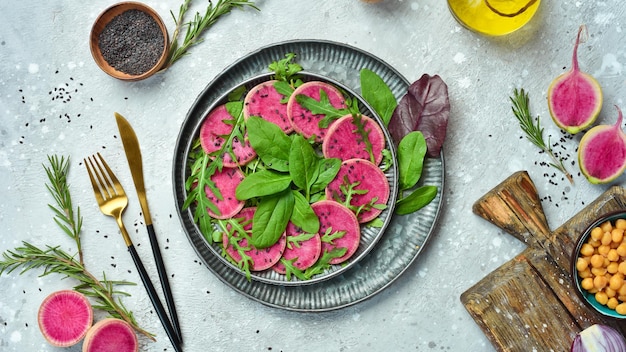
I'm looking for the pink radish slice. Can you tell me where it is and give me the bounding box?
[287,81,347,142]
[322,114,386,165]
[82,318,138,352]
[204,167,245,219]
[223,207,287,271]
[38,290,93,347]
[312,200,361,265]
[243,80,293,133]
[272,221,322,274]
[199,104,256,167]
[325,158,390,223]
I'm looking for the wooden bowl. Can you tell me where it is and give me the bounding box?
[571,210,626,320]
[90,2,169,81]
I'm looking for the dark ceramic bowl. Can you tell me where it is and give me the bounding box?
[90,2,169,81]
[571,210,626,320]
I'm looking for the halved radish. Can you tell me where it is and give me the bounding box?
[312,200,360,265]
[223,207,287,271]
[325,158,390,223]
[243,80,293,133]
[204,167,245,219]
[38,290,93,347]
[322,114,386,165]
[272,221,322,274]
[287,81,347,142]
[199,104,256,167]
[82,318,138,352]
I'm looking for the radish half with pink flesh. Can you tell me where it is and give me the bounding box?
[243,80,293,133]
[548,25,603,134]
[578,105,626,184]
[204,167,245,219]
[272,221,322,274]
[223,207,287,271]
[82,318,138,352]
[38,290,93,347]
[325,158,390,223]
[312,200,360,265]
[322,114,386,165]
[287,81,347,142]
[200,104,256,167]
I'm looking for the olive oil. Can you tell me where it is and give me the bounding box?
[448,0,540,36]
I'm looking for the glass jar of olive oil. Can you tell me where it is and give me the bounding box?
[448,0,541,36]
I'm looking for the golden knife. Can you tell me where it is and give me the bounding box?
[114,112,182,344]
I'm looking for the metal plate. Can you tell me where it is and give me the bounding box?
[173,40,444,311]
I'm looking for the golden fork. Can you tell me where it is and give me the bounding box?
[84,153,182,352]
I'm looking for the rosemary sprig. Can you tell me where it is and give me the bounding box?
[164,0,260,69]
[0,155,154,340]
[510,88,574,184]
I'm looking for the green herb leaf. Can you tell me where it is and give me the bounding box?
[235,170,292,200]
[360,68,397,126]
[290,191,319,234]
[246,116,292,172]
[310,158,341,194]
[395,185,438,215]
[268,53,302,82]
[289,135,319,198]
[251,189,294,249]
[397,131,427,191]
[295,90,351,128]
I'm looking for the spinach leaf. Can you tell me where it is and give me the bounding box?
[235,170,292,200]
[290,190,319,234]
[397,131,427,191]
[251,189,294,249]
[360,68,397,126]
[395,185,438,215]
[246,116,292,172]
[310,157,341,194]
[289,135,319,198]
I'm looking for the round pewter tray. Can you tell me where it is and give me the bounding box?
[172,39,444,311]
[179,71,398,286]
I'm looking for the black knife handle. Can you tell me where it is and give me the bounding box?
[146,224,182,343]
[128,244,182,352]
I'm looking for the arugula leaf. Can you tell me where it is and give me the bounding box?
[268,53,302,82]
[251,189,294,249]
[246,116,292,172]
[395,185,438,215]
[351,114,375,164]
[397,131,427,191]
[235,170,292,200]
[360,68,397,126]
[295,90,351,128]
[290,191,319,234]
[273,81,295,104]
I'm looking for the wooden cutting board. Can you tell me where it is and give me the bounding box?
[461,171,626,352]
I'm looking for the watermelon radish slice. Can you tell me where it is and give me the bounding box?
[325,158,390,223]
[204,167,245,219]
[199,104,256,167]
[243,80,293,133]
[312,200,360,265]
[287,81,347,142]
[38,290,93,347]
[223,207,287,271]
[322,114,386,165]
[272,221,322,274]
[82,318,138,352]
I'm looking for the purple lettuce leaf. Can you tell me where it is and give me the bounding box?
[388,74,450,158]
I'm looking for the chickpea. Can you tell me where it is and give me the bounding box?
[617,219,626,230]
[576,257,589,271]
[578,268,592,279]
[608,261,620,274]
[620,261,626,276]
[594,275,609,290]
[591,226,604,241]
[581,243,595,256]
[617,243,626,257]
[608,249,620,262]
[596,291,609,305]
[581,277,595,290]
[602,231,613,246]
[591,267,607,277]
[601,221,613,233]
[611,274,625,291]
[591,254,605,268]
[606,287,617,298]
[616,303,626,315]
[598,245,611,256]
[619,283,626,296]
[589,238,602,248]
[612,228,624,243]
[608,297,620,310]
